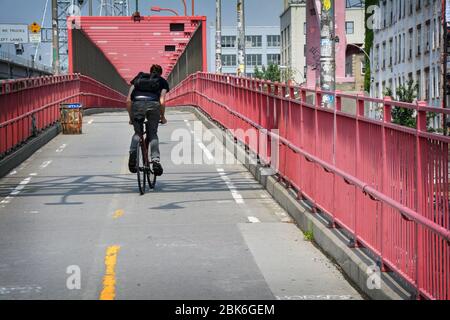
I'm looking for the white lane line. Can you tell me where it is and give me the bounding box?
[217,168,244,204]
[217,200,233,204]
[56,144,67,153]
[248,216,261,223]
[1,197,12,205]
[88,119,94,125]
[39,160,52,169]
[29,173,38,176]
[1,177,32,207]
[8,171,17,176]
[198,142,214,161]
[184,119,188,123]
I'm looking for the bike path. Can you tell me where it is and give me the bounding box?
[0,110,362,300]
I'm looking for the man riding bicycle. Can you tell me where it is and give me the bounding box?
[126,64,169,176]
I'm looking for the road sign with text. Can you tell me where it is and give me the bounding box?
[0,24,29,44]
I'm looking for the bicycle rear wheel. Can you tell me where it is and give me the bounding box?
[147,165,157,189]
[136,143,146,195]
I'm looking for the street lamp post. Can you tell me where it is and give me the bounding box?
[51,0,60,75]
[237,0,245,76]
[215,0,222,73]
[151,6,179,16]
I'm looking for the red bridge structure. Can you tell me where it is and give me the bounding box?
[0,15,449,300]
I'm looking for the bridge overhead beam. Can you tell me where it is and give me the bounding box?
[67,15,207,90]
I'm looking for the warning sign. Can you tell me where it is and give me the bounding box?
[29,22,41,34]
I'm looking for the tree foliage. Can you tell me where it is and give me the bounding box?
[254,64,281,82]
[364,0,379,92]
[383,80,418,128]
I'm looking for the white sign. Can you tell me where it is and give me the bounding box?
[29,32,41,44]
[0,24,29,43]
[447,1,450,23]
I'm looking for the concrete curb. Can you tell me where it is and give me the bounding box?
[174,105,414,300]
[0,123,61,179]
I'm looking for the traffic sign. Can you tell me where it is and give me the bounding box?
[0,24,29,43]
[29,22,41,34]
[29,32,41,44]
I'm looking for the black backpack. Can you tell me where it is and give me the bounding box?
[134,72,161,93]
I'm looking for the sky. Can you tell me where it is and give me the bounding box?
[0,0,283,67]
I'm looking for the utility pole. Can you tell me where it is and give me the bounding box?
[442,0,448,133]
[236,0,245,76]
[215,0,222,73]
[89,0,93,16]
[52,0,60,75]
[320,0,335,108]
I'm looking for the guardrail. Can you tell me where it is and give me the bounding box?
[0,74,126,157]
[0,51,53,74]
[166,72,450,300]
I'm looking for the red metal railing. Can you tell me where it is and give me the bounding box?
[0,74,126,157]
[166,72,450,300]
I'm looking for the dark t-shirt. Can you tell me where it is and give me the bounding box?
[130,73,170,102]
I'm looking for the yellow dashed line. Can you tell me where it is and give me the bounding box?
[113,209,124,219]
[99,245,121,300]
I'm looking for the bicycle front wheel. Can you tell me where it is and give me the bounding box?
[147,166,156,189]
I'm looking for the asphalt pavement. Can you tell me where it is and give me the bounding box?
[0,110,363,300]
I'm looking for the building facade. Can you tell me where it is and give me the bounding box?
[371,0,443,108]
[207,26,281,76]
[280,0,365,86]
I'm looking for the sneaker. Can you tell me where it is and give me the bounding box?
[128,151,137,173]
[152,161,163,176]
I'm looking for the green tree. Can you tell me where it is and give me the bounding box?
[253,64,281,82]
[383,80,418,128]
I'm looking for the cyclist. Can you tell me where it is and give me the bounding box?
[126,64,169,176]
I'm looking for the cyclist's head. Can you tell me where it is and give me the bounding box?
[150,64,163,76]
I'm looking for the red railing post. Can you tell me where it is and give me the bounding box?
[415,100,427,299]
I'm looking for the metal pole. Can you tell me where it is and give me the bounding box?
[320,0,335,108]
[237,0,245,76]
[52,0,60,75]
[181,0,187,16]
[442,0,447,134]
[135,0,138,12]
[192,0,195,16]
[215,0,222,73]
[89,0,93,16]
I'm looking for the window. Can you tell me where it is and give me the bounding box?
[246,54,262,66]
[345,21,354,34]
[416,24,422,56]
[267,35,280,47]
[424,68,430,101]
[408,28,413,59]
[374,44,379,70]
[267,54,280,65]
[416,70,422,100]
[389,38,393,66]
[170,23,184,32]
[245,35,262,48]
[222,55,236,67]
[425,20,430,53]
[221,36,236,48]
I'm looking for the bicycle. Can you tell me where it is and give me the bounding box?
[135,121,157,195]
